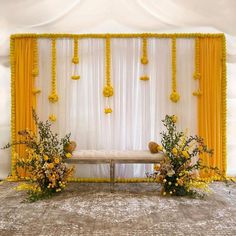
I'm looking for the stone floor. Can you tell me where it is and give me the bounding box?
[0,181,235,236]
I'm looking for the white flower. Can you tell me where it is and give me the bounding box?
[167,169,175,177]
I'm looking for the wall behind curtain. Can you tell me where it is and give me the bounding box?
[36,37,197,178]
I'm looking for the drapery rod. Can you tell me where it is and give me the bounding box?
[11,33,224,39]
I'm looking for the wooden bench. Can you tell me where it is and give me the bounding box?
[65,150,164,191]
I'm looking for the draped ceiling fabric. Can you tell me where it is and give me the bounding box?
[0,0,235,178]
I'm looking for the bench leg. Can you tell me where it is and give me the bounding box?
[110,161,115,192]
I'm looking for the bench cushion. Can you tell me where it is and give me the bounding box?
[71,150,164,163]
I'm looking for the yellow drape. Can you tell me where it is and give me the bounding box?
[198,37,226,177]
[13,38,36,177]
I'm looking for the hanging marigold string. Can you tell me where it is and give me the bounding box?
[140,37,149,81]
[193,37,202,97]
[32,38,39,77]
[71,37,80,80]
[141,37,148,65]
[48,38,58,103]
[103,35,113,114]
[170,37,180,103]
[72,37,79,64]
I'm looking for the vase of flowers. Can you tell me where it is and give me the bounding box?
[147,115,219,197]
[2,111,74,201]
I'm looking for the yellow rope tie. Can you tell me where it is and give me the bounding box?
[103,36,113,114]
[10,38,17,177]
[140,37,149,81]
[32,38,39,77]
[71,38,80,80]
[193,37,202,97]
[48,38,58,103]
[170,37,180,102]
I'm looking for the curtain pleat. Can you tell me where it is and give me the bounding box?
[198,37,225,177]
[14,38,36,177]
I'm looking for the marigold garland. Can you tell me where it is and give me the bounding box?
[103,36,113,114]
[72,38,79,64]
[141,37,148,64]
[32,38,39,77]
[71,75,80,80]
[194,37,201,80]
[10,38,16,177]
[140,75,149,81]
[170,37,180,103]
[49,114,57,122]
[48,38,58,103]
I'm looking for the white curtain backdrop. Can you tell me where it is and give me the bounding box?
[36,37,196,178]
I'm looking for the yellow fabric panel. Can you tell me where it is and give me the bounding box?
[14,38,36,177]
[198,37,225,177]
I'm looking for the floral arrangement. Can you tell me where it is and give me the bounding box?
[147,115,218,197]
[3,111,74,202]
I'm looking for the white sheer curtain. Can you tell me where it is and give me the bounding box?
[36,37,196,178]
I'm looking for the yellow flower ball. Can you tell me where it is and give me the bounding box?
[141,57,148,65]
[154,164,161,171]
[103,85,113,97]
[48,94,59,103]
[170,91,180,103]
[66,153,72,158]
[72,57,79,64]
[104,108,112,114]
[49,114,57,122]
[172,147,178,156]
[43,155,49,161]
[48,163,54,169]
[54,158,60,164]
[157,145,163,151]
[171,115,177,123]
[182,150,189,158]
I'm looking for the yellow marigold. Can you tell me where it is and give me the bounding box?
[32,68,39,77]
[103,85,113,97]
[49,114,57,122]
[48,93,59,103]
[170,91,180,103]
[104,108,112,114]
[198,145,203,151]
[156,144,163,151]
[43,155,49,161]
[48,163,54,169]
[171,115,177,123]
[54,158,60,164]
[71,75,80,80]
[141,57,149,65]
[182,150,189,158]
[154,164,161,171]
[66,153,72,158]
[172,147,178,156]
[72,57,79,64]
[193,72,201,80]
[140,75,149,81]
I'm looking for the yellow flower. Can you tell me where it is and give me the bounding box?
[198,145,203,151]
[156,145,163,151]
[141,57,148,65]
[171,115,177,123]
[54,158,60,164]
[140,75,149,81]
[177,178,184,186]
[32,68,39,77]
[49,114,57,122]
[103,85,113,97]
[48,163,54,169]
[43,155,49,161]
[172,147,178,156]
[170,91,180,103]
[32,89,41,95]
[182,150,189,158]
[71,75,80,80]
[48,94,59,103]
[72,57,79,64]
[104,108,112,114]
[154,164,161,171]
[66,153,72,158]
